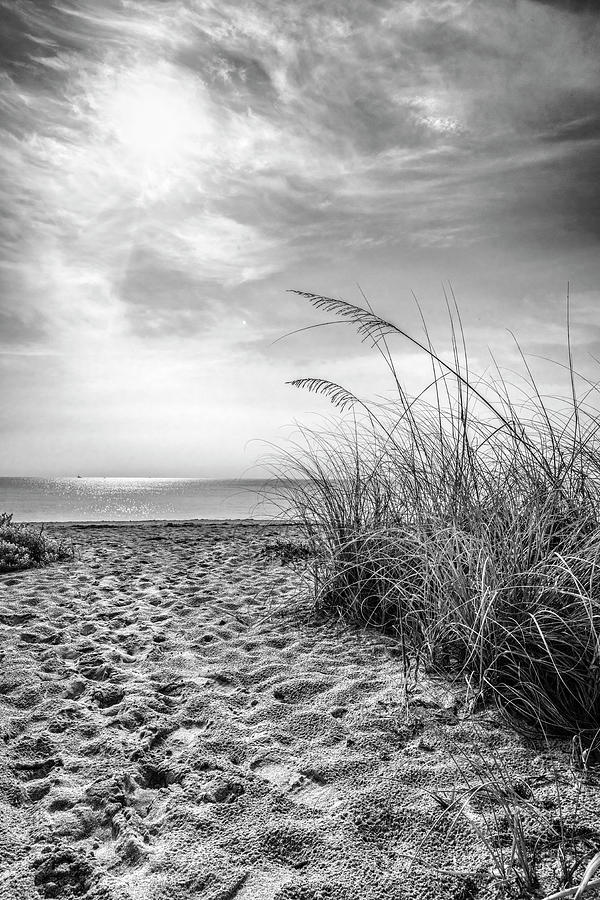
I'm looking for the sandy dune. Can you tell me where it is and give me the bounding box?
[0,522,596,900]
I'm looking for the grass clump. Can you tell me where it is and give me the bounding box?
[272,288,600,747]
[0,512,73,573]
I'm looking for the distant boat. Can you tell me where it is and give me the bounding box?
[77,474,82,479]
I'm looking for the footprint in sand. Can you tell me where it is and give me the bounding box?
[132,719,179,754]
[18,631,43,645]
[250,755,341,811]
[14,756,62,782]
[91,685,125,709]
[111,807,150,866]
[288,770,341,811]
[152,680,185,701]
[200,775,245,803]
[135,752,185,790]
[32,845,96,899]
[78,657,117,682]
[0,612,36,626]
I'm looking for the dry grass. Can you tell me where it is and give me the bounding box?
[423,738,600,897]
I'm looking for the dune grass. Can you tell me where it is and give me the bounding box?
[272,289,600,749]
[0,512,73,573]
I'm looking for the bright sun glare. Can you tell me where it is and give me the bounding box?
[103,66,207,191]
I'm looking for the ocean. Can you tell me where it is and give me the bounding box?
[0,477,289,523]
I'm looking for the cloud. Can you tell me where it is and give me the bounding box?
[1,0,599,475]
[3,0,599,340]
[531,1,598,12]
[0,308,46,351]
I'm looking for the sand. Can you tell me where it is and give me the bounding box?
[0,522,598,900]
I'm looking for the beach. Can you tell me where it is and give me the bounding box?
[0,522,596,900]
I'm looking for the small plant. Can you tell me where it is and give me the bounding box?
[570,731,600,775]
[425,748,539,894]
[258,539,313,566]
[0,512,73,573]
[423,741,600,898]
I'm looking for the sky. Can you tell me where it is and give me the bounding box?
[1,0,599,477]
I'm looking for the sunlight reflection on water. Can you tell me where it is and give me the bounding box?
[0,477,288,522]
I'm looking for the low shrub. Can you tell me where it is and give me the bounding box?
[0,512,73,573]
